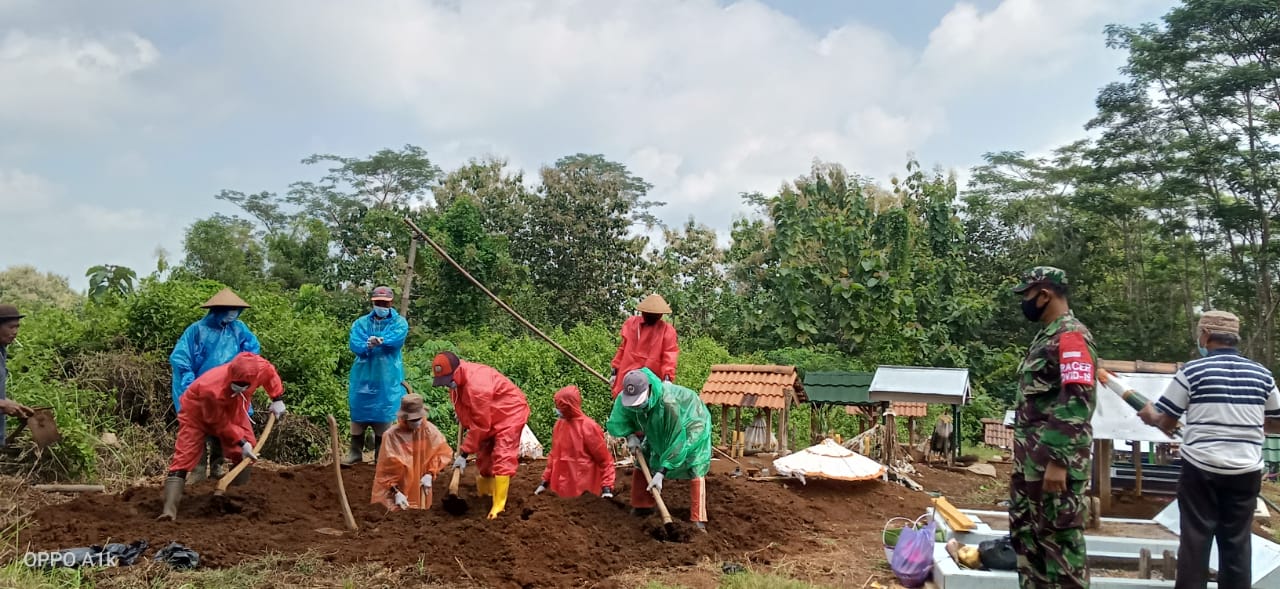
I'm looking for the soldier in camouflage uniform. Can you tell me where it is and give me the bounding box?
[1010,267,1097,588]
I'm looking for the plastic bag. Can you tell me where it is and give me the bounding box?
[890,516,937,587]
[979,536,1017,571]
[154,542,200,570]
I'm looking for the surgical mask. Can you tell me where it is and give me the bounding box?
[373,307,391,319]
[1197,345,1209,357]
[1020,296,1047,322]
[217,310,241,325]
[229,383,249,396]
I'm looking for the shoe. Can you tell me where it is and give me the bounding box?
[695,522,707,532]
[476,475,494,497]
[487,476,510,519]
[157,475,185,521]
[342,434,364,466]
[631,507,655,517]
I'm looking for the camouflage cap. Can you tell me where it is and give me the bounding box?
[1012,266,1068,294]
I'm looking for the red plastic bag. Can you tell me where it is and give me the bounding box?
[889,516,936,587]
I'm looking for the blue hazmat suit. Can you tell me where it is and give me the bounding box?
[347,308,410,424]
[169,310,261,412]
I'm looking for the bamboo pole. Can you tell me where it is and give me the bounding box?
[327,415,359,532]
[403,217,609,385]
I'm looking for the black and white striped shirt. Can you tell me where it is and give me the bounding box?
[1156,348,1280,475]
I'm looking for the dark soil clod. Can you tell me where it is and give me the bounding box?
[646,522,690,543]
[442,494,469,516]
[520,508,535,521]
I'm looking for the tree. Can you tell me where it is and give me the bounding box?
[86,264,137,304]
[513,154,662,327]
[643,219,729,342]
[0,265,82,310]
[179,214,266,288]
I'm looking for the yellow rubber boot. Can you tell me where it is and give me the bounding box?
[476,475,494,497]
[487,476,510,520]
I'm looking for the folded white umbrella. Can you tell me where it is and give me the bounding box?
[772,438,886,483]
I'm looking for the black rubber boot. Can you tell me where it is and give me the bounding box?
[190,444,208,483]
[158,475,185,521]
[372,435,383,464]
[207,437,225,478]
[342,434,364,466]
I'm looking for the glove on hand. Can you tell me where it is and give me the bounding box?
[420,474,433,489]
[239,440,258,461]
[535,482,548,495]
[453,454,467,472]
[626,434,643,452]
[394,491,409,509]
[647,472,664,493]
[269,399,286,418]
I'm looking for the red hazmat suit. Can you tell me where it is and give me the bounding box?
[450,361,530,477]
[541,386,616,497]
[610,315,679,397]
[372,418,453,510]
[169,353,283,473]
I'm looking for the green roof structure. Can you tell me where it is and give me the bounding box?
[802,371,877,405]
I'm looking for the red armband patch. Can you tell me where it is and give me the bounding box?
[1058,331,1094,385]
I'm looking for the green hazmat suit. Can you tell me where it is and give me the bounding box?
[605,368,712,479]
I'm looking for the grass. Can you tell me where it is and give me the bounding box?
[964,444,1006,462]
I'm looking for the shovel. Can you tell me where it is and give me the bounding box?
[442,428,469,516]
[215,412,276,496]
[633,451,678,539]
[7,407,61,450]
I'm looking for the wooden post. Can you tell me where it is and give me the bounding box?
[810,404,818,444]
[735,406,743,443]
[720,405,729,446]
[764,407,774,452]
[908,417,918,448]
[951,404,961,466]
[884,413,897,465]
[1097,439,1114,514]
[1133,440,1144,497]
[399,237,418,317]
[779,397,789,453]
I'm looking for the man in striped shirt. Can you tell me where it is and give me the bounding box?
[1139,310,1280,589]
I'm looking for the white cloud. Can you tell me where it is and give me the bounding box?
[0,168,57,213]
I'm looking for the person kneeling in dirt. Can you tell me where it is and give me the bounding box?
[535,385,616,500]
[372,393,453,510]
[159,352,286,521]
[432,351,531,520]
[606,368,712,530]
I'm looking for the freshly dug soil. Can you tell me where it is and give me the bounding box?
[19,462,935,588]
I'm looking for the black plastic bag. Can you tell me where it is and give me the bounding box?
[978,536,1017,571]
[154,542,200,570]
[25,540,148,569]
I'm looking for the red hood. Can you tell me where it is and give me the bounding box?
[554,386,584,419]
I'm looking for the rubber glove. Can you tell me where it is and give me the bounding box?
[394,491,409,509]
[602,486,614,498]
[626,434,643,452]
[366,336,378,348]
[239,440,258,461]
[647,472,664,493]
[453,454,467,472]
[608,372,616,387]
[269,400,286,419]
[420,474,432,489]
[535,482,548,495]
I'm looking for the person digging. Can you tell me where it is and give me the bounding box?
[169,288,261,483]
[605,368,712,530]
[372,393,453,511]
[159,352,286,521]
[534,385,616,500]
[432,351,530,519]
[0,304,37,444]
[344,286,410,466]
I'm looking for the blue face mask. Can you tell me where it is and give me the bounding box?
[215,309,240,325]
[1198,345,1209,357]
[373,307,391,319]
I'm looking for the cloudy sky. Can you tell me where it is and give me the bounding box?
[1,0,1175,290]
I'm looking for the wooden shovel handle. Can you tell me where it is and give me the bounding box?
[216,412,276,495]
[449,427,463,495]
[328,415,358,531]
[633,452,673,525]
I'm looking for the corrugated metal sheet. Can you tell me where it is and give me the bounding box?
[803,371,874,405]
[868,366,970,405]
[699,364,802,410]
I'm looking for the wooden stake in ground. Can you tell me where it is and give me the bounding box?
[327,415,358,532]
[215,412,276,496]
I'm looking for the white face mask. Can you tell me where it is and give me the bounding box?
[229,383,249,396]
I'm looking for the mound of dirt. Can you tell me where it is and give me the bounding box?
[18,461,936,588]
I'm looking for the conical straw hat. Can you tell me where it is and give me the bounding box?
[200,288,251,309]
[636,294,671,314]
